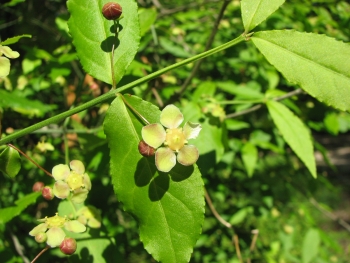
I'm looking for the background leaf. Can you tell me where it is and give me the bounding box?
[241,0,285,32]
[0,192,40,224]
[302,228,320,263]
[0,146,21,178]
[241,142,258,177]
[266,100,316,178]
[252,30,350,111]
[104,95,205,263]
[0,34,31,45]
[67,0,140,85]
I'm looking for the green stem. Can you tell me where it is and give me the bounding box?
[0,34,246,145]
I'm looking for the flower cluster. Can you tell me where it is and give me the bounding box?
[0,45,19,78]
[29,213,86,248]
[141,105,201,172]
[52,160,91,204]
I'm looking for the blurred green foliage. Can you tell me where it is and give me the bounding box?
[1,0,350,262]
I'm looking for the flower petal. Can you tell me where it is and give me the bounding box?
[71,188,89,204]
[53,181,70,199]
[0,46,20,59]
[160,104,183,128]
[29,223,48,236]
[64,220,86,233]
[155,147,176,172]
[83,173,92,191]
[0,57,10,78]
[46,227,65,247]
[70,160,85,174]
[52,164,70,181]
[177,145,199,166]
[142,123,166,148]
[183,122,202,140]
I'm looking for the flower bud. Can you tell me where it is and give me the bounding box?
[138,140,155,157]
[35,232,47,243]
[102,2,122,20]
[42,186,54,200]
[60,237,77,255]
[32,181,44,192]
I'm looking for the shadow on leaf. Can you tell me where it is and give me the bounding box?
[149,173,169,201]
[170,163,194,182]
[134,157,156,187]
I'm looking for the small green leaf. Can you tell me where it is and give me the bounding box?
[324,113,339,135]
[302,228,320,263]
[67,0,140,85]
[267,100,316,178]
[0,89,56,117]
[0,146,21,178]
[241,0,285,32]
[0,192,41,224]
[139,8,157,36]
[252,30,350,111]
[0,34,31,45]
[241,142,258,177]
[104,95,204,263]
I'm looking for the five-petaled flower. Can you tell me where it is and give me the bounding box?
[141,104,201,172]
[0,45,19,78]
[29,213,86,247]
[52,160,91,204]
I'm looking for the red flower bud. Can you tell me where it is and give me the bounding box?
[102,2,122,20]
[32,181,44,192]
[42,186,54,200]
[138,140,155,157]
[60,237,77,255]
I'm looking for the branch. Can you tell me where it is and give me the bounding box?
[225,88,304,119]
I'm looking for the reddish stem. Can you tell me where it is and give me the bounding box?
[7,144,53,177]
[31,245,50,263]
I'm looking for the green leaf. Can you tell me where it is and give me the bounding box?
[0,192,41,224]
[0,90,56,117]
[104,95,205,263]
[139,8,157,36]
[241,0,285,32]
[302,228,320,263]
[252,30,350,111]
[241,142,258,177]
[0,146,21,178]
[1,34,31,45]
[266,100,316,178]
[67,0,140,85]
[324,113,339,135]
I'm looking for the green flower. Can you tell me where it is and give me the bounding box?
[0,45,19,78]
[142,104,201,172]
[29,213,86,247]
[52,160,91,203]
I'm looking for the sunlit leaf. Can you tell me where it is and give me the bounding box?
[252,30,350,111]
[267,100,316,178]
[104,95,204,263]
[67,0,140,85]
[241,0,285,32]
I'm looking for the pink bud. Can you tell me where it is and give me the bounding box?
[60,237,77,255]
[138,140,155,157]
[32,181,45,192]
[102,2,122,20]
[42,186,54,200]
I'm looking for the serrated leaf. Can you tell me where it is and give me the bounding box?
[252,30,350,111]
[0,192,41,224]
[302,228,320,263]
[1,34,31,45]
[241,142,258,177]
[267,100,316,178]
[0,146,21,178]
[241,0,285,32]
[0,89,56,117]
[104,95,204,263]
[67,0,140,85]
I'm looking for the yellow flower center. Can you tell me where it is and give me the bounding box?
[66,171,84,190]
[165,128,186,151]
[46,213,66,228]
